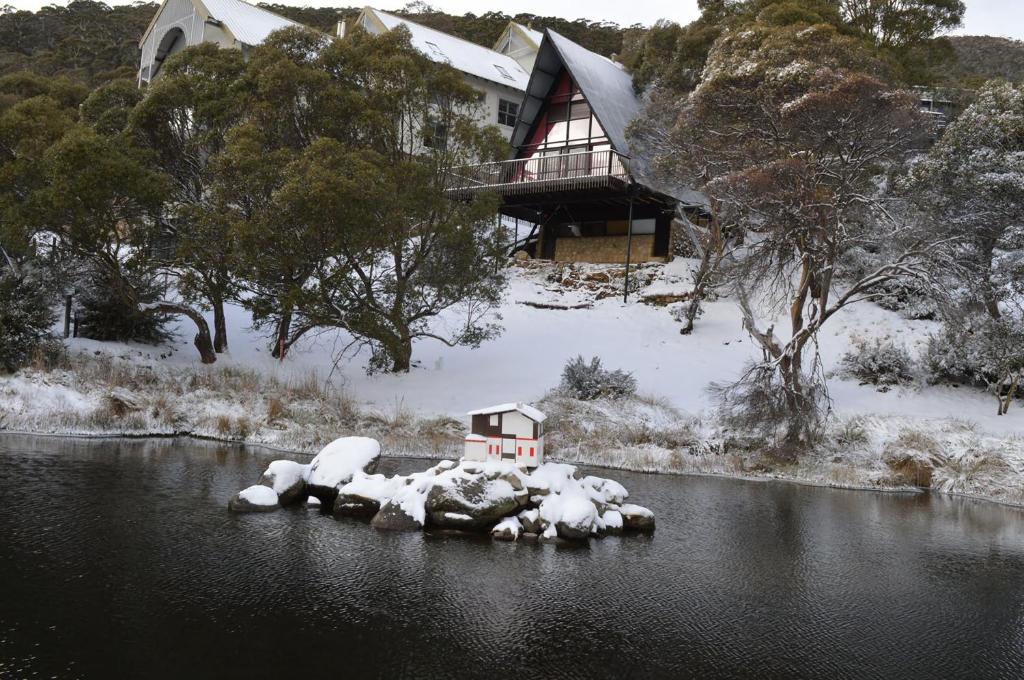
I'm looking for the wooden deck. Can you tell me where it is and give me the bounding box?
[449,149,631,198]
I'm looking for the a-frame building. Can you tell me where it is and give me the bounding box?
[454,29,706,265]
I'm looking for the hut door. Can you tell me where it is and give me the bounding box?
[501,437,516,460]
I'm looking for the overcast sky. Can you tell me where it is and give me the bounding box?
[6,0,1024,41]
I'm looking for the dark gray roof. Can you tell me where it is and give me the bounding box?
[510,29,637,156]
[510,30,707,208]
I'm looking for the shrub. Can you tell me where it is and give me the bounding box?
[0,266,58,373]
[559,355,637,400]
[839,338,914,386]
[76,264,173,344]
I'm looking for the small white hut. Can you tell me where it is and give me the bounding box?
[463,403,546,468]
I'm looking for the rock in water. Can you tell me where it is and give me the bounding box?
[228,485,280,513]
[601,509,624,535]
[491,516,523,541]
[518,508,542,534]
[426,474,521,530]
[258,460,309,506]
[537,488,599,541]
[307,437,381,504]
[619,503,655,532]
[370,500,423,531]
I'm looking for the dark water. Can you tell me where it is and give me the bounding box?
[1,436,1024,679]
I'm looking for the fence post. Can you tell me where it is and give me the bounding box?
[624,193,635,303]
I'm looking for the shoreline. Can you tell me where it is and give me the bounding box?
[4,427,1023,511]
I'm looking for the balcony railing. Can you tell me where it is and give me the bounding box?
[449,149,631,197]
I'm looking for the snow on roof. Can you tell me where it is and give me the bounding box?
[201,0,302,46]
[467,402,547,423]
[368,8,530,91]
[545,30,639,156]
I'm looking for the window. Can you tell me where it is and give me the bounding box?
[489,414,498,426]
[498,98,519,127]
[423,116,447,149]
[493,64,515,81]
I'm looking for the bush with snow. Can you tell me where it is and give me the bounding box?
[838,338,914,387]
[559,355,637,401]
[0,266,58,373]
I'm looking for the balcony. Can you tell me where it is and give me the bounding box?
[449,149,631,199]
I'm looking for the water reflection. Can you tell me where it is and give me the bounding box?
[1,434,1023,679]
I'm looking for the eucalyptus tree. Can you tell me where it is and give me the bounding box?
[647,21,929,450]
[129,43,249,354]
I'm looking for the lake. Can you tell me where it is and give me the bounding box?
[1,435,1023,679]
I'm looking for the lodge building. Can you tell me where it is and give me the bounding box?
[137,0,707,267]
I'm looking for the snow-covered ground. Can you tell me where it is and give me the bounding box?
[2,259,1022,504]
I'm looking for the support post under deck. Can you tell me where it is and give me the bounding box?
[623,194,635,303]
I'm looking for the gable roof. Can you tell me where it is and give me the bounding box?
[493,21,543,52]
[468,402,547,423]
[202,0,301,45]
[139,0,301,49]
[361,8,530,91]
[510,29,639,156]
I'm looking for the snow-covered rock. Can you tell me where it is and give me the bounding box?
[258,460,309,505]
[539,489,598,540]
[370,499,423,531]
[307,437,381,503]
[334,472,404,518]
[228,485,280,513]
[601,509,624,535]
[426,463,524,529]
[619,503,655,532]
[491,516,523,541]
[582,475,628,506]
[518,508,541,534]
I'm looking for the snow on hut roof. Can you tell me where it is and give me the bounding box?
[467,402,547,423]
[366,8,530,90]
[200,0,302,46]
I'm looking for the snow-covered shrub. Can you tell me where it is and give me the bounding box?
[838,338,914,386]
[559,355,637,400]
[838,246,936,319]
[924,317,1024,390]
[710,362,827,454]
[0,266,58,373]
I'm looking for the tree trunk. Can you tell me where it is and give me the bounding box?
[271,309,292,360]
[63,295,72,339]
[212,295,228,353]
[998,377,1019,416]
[142,301,216,364]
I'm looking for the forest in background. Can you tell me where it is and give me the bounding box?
[3,0,1024,90]
[0,0,627,86]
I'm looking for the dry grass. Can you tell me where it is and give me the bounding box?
[265,395,288,424]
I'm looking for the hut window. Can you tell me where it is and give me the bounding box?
[489,414,498,426]
[518,447,522,456]
[530,448,535,457]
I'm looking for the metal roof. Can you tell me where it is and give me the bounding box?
[365,8,530,91]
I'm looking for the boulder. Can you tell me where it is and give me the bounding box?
[307,437,381,504]
[582,476,628,506]
[258,460,309,506]
[539,492,598,541]
[518,508,542,534]
[619,503,655,533]
[333,493,381,518]
[600,509,624,536]
[334,472,404,519]
[491,517,523,541]
[370,500,423,531]
[426,474,521,530]
[228,485,280,513]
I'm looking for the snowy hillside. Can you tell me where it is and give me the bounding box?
[2,260,1022,504]
[51,258,1015,433]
